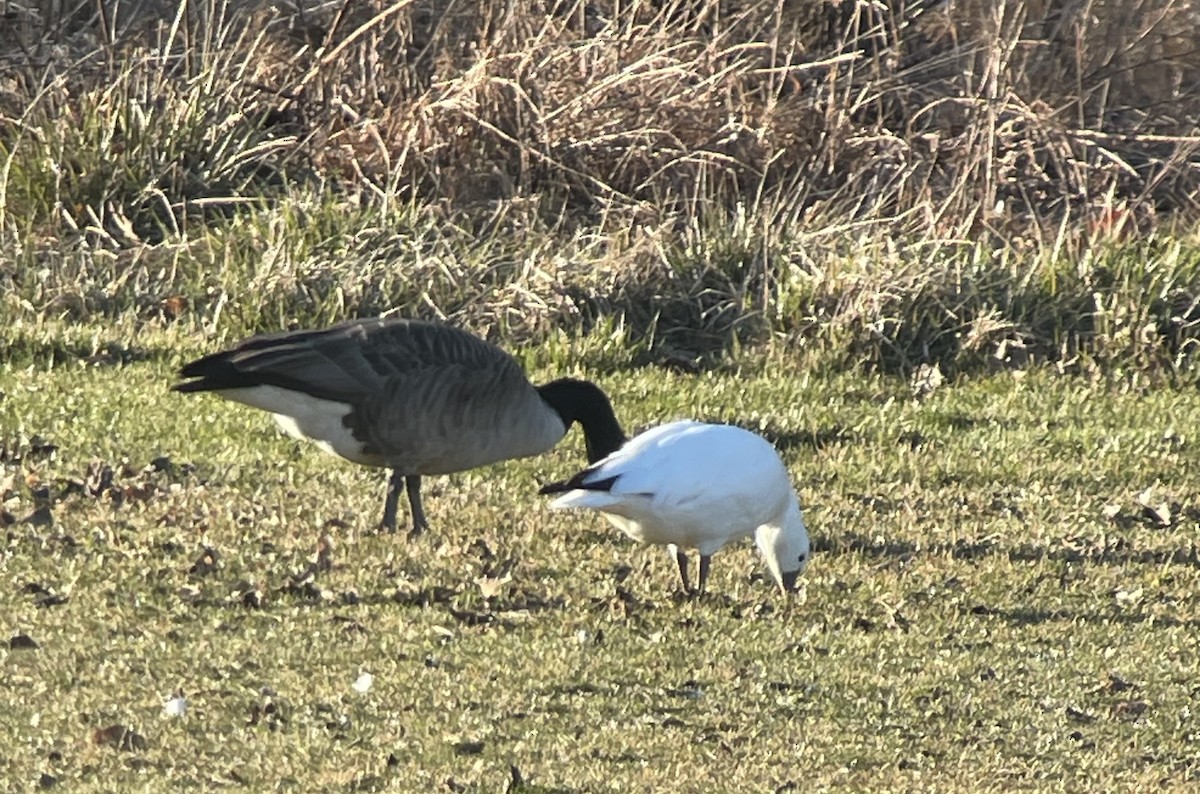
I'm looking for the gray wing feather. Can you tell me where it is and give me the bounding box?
[227,318,520,404]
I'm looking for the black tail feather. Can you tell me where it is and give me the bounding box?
[537,473,619,496]
[537,478,574,496]
[173,349,291,393]
[172,353,256,393]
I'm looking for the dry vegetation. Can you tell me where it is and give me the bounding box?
[1,0,1199,373]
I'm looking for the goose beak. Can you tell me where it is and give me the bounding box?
[778,570,800,593]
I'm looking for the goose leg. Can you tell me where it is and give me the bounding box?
[380,469,405,533]
[697,555,712,595]
[674,548,691,594]
[405,475,428,538]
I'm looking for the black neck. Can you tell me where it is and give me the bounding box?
[537,378,626,462]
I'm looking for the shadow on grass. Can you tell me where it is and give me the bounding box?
[759,424,857,452]
[816,531,1200,568]
[182,579,567,631]
[965,604,1200,630]
[0,334,179,368]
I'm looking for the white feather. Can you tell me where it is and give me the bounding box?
[216,385,379,466]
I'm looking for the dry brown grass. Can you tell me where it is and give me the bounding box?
[5,0,1198,236]
[1,0,1199,374]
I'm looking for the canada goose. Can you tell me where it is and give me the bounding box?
[172,317,626,535]
[539,420,810,594]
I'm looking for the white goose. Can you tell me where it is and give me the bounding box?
[539,420,810,594]
[173,317,626,536]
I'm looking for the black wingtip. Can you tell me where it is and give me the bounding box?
[537,473,619,496]
[538,479,573,496]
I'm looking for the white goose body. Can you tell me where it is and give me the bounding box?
[540,420,810,593]
[173,317,626,535]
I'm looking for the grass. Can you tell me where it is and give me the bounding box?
[2,0,1200,790]
[2,347,1199,791]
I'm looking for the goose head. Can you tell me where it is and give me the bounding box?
[754,494,810,593]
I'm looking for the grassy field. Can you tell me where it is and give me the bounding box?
[3,0,1200,790]
[2,344,1199,791]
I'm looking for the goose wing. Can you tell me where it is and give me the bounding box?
[175,317,516,403]
[544,421,789,517]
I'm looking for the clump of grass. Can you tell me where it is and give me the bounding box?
[0,2,297,246]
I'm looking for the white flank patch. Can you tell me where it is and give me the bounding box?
[218,385,376,464]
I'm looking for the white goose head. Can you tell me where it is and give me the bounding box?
[754,493,810,592]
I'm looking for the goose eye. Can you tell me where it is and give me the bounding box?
[798,553,807,563]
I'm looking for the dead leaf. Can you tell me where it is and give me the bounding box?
[177,584,203,603]
[1136,486,1172,527]
[451,739,485,756]
[1140,502,1171,527]
[188,547,221,577]
[160,295,189,320]
[314,533,335,572]
[476,572,512,599]
[92,724,147,751]
[9,633,39,650]
[23,506,53,527]
[122,482,157,502]
[1113,585,1143,605]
